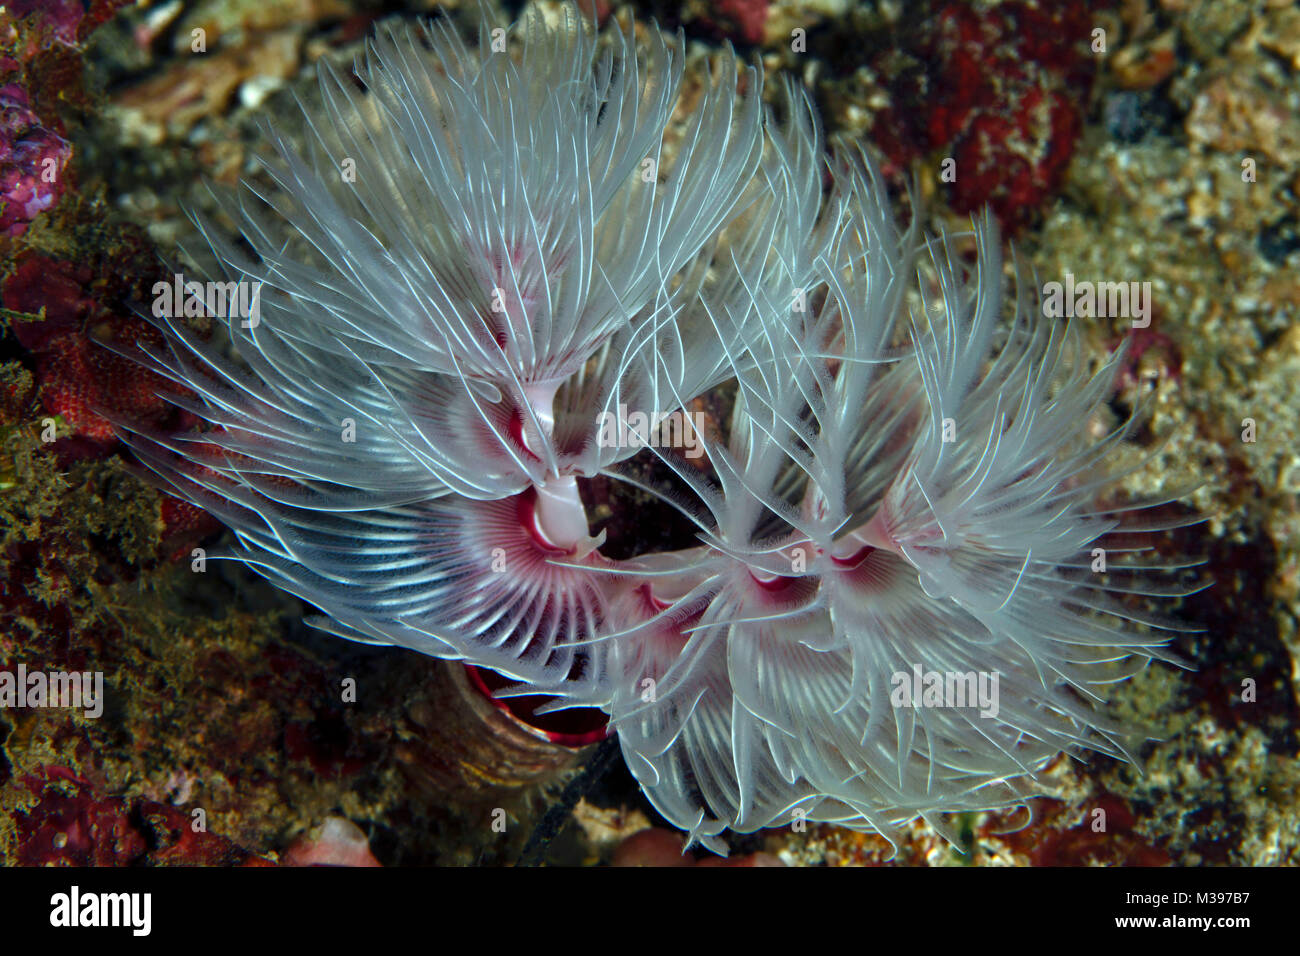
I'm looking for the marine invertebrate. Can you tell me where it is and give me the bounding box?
[122,3,763,699]
[117,3,1196,856]
[395,661,605,804]
[0,84,71,237]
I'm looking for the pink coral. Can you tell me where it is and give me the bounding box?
[0,84,71,236]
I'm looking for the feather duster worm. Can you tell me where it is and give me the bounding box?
[118,3,1200,855]
[600,97,1199,850]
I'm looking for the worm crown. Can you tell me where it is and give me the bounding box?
[122,2,1199,854]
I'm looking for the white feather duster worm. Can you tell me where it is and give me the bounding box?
[602,84,1198,852]
[120,3,1199,853]
[119,5,765,699]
